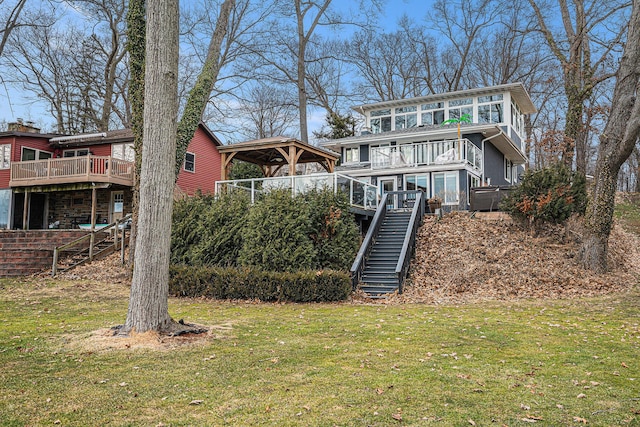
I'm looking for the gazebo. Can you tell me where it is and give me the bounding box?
[217,136,339,180]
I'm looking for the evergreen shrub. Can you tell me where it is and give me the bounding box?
[169,265,351,302]
[500,163,587,230]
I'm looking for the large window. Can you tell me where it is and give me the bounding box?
[433,171,459,205]
[478,94,504,124]
[0,144,10,169]
[112,142,135,161]
[405,174,429,193]
[344,147,359,163]
[370,109,392,134]
[420,102,445,126]
[184,152,195,172]
[448,98,473,121]
[395,106,417,130]
[22,147,52,161]
[0,189,10,229]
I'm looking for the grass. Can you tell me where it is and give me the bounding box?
[1,277,639,426]
[615,194,640,235]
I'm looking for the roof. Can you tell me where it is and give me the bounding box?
[48,123,222,147]
[320,123,527,164]
[352,82,537,115]
[218,136,339,165]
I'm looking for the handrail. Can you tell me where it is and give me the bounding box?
[52,213,131,276]
[395,191,424,293]
[350,193,388,289]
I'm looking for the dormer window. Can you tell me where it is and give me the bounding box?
[395,106,417,130]
[420,102,445,126]
[370,109,391,134]
[448,98,473,121]
[478,94,504,124]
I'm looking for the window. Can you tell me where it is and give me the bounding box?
[504,158,513,182]
[433,171,459,205]
[184,152,195,172]
[448,98,473,122]
[62,149,89,157]
[420,102,445,126]
[478,94,504,124]
[22,147,52,161]
[405,174,429,193]
[0,189,10,228]
[370,109,392,134]
[511,101,524,137]
[344,147,359,163]
[0,144,10,169]
[112,143,135,162]
[395,106,417,130]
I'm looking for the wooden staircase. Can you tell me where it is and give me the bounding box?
[351,191,425,299]
[359,211,411,297]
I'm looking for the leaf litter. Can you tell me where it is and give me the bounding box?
[388,212,640,305]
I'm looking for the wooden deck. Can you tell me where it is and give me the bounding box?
[9,156,134,187]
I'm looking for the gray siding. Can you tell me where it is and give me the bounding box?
[483,142,510,186]
[360,144,369,162]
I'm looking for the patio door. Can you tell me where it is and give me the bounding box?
[110,191,124,223]
[379,177,397,209]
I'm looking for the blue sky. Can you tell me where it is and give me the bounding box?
[0,0,429,133]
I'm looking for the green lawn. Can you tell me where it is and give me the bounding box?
[1,278,639,426]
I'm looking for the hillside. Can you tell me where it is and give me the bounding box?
[389,206,640,304]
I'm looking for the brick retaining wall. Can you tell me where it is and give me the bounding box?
[0,230,91,277]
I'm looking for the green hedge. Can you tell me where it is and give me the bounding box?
[169,265,351,302]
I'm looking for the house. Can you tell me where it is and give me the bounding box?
[320,82,536,209]
[0,120,222,230]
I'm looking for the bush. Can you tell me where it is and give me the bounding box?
[239,189,317,272]
[500,163,587,230]
[171,192,250,266]
[303,189,361,270]
[169,265,351,302]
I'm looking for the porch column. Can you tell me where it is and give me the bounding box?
[22,191,29,230]
[289,145,296,176]
[89,186,97,261]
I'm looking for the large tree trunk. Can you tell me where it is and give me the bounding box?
[125,0,179,333]
[581,1,640,272]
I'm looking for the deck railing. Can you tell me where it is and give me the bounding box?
[10,156,134,186]
[370,138,482,171]
[215,173,379,211]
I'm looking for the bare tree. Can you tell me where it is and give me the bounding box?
[3,0,128,132]
[581,0,640,273]
[238,83,298,140]
[0,0,27,57]
[527,0,630,174]
[125,0,179,333]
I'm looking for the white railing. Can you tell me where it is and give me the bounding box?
[370,138,482,171]
[215,173,379,211]
[10,156,134,183]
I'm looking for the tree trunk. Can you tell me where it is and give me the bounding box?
[581,1,640,272]
[125,0,146,267]
[125,0,179,333]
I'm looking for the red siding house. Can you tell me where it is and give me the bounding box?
[0,120,222,230]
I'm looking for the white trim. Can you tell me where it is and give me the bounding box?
[184,151,196,173]
[22,146,53,161]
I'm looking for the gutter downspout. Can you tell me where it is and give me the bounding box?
[481,128,507,185]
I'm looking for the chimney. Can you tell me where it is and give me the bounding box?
[7,119,41,133]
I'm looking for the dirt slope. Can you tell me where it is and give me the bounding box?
[388,212,640,304]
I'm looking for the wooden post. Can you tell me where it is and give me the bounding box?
[22,192,29,230]
[89,186,97,261]
[289,144,296,176]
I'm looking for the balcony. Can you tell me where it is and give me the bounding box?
[215,173,378,211]
[9,156,134,188]
[370,138,482,171]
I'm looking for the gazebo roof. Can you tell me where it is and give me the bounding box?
[218,136,339,179]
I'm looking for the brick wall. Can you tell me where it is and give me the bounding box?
[0,230,92,277]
